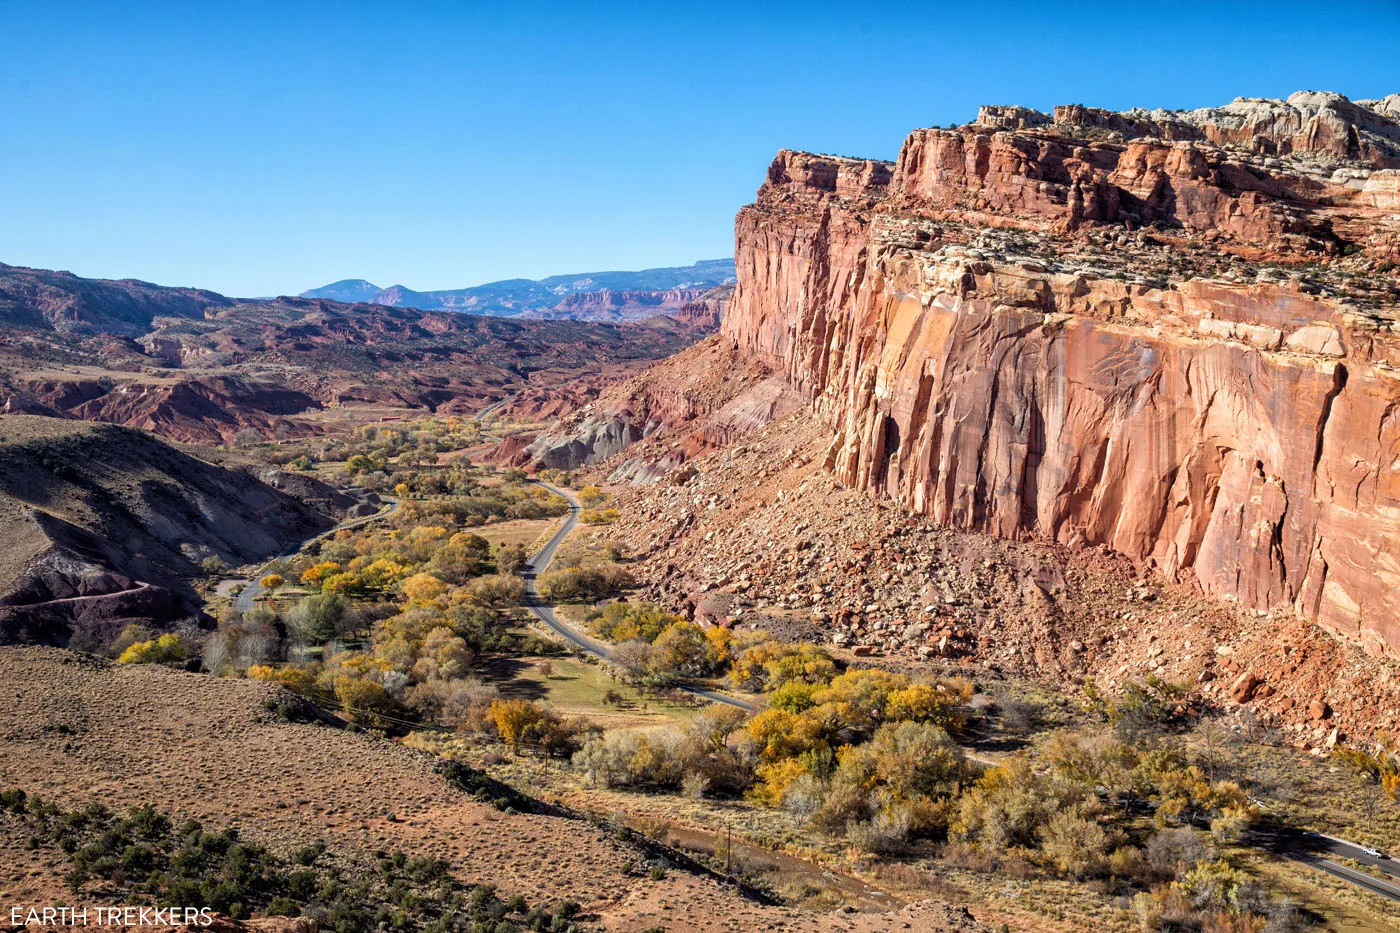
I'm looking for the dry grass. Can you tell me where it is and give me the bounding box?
[0,647,986,932]
[473,517,558,552]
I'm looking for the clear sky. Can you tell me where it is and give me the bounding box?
[2,0,1398,297]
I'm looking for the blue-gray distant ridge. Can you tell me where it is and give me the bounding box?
[299,279,384,303]
[300,259,735,316]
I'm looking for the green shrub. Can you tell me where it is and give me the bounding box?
[0,789,570,933]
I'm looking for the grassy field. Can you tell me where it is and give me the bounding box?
[546,604,764,710]
[473,516,559,552]
[483,654,705,729]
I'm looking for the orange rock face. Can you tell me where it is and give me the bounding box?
[724,93,1400,654]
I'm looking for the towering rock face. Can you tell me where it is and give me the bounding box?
[724,93,1400,654]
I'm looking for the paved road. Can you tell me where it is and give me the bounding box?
[233,497,399,614]
[474,394,514,423]
[1254,827,1400,902]
[522,479,755,712]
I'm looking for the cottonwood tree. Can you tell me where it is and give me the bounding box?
[610,640,656,683]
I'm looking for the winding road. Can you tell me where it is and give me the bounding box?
[474,394,515,423]
[522,479,755,712]
[233,497,399,614]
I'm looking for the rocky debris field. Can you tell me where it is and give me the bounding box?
[587,408,1400,753]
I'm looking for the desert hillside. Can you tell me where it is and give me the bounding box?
[0,647,983,933]
[0,261,231,336]
[0,415,349,645]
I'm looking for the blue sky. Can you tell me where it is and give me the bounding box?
[2,0,1398,297]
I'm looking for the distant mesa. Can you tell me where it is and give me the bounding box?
[300,258,736,320]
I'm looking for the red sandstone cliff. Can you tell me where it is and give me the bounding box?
[723,92,1400,654]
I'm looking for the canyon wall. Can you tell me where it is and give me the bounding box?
[724,93,1400,653]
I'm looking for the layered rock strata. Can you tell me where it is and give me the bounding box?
[723,92,1400,653]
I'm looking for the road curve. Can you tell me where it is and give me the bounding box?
[523,480,754,712]
[234,497,399,614]
[1252,827,1400,903]
[474,394,515,423]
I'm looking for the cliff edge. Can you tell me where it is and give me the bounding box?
[723,91,1400,654]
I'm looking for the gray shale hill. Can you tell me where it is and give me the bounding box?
[0,414,351,646]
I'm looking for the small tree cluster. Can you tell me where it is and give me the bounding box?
[489,699,596,758]
[117,634,189,666]
[537,565,633,602]
[573,707,750,793]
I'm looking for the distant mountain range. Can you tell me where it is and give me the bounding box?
[301,258,735,317]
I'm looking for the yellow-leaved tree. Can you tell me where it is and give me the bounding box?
[490,699,545,754]
[117,634,188,666]
[401,572,448,605]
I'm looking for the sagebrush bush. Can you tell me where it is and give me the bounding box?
[1,790,580,932]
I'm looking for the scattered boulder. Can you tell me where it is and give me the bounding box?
[1231,672,1261,703]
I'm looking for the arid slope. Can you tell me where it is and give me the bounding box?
[0,647,983,933]
[0,415,348,644]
